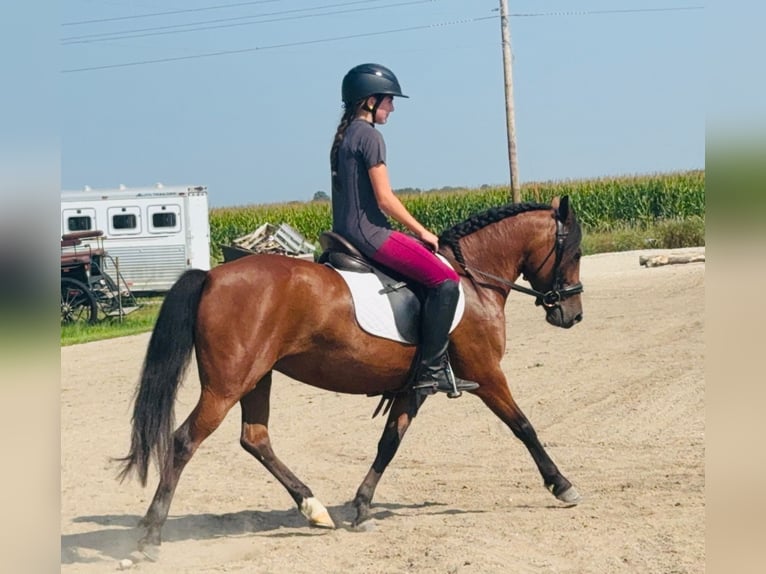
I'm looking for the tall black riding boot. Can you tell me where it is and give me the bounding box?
[411,280,480,398]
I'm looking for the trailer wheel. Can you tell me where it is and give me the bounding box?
[61,277,98,325]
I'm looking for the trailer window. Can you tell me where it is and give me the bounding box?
[152,212,177,228]
[67,216,92,232]
[113,214,137,229]
[107,206,141,235]
[148,204,182,234]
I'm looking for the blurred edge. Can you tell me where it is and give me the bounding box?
[706,138,766,569]
[0,2,60,572]
[705,0,766,569]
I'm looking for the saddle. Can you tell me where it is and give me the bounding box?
[318,232,469,410]
[317,231,424,343]
[317,232,376,274]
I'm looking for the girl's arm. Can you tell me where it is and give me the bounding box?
[369,163,439,251]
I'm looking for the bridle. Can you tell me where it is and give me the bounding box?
[460,218,584,308]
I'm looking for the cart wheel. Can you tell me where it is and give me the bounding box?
[61,277,98,325]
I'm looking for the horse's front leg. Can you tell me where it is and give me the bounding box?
[352,391,426,526]
[477,372,580,505]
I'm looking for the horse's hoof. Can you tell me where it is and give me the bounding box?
[300,496,336,529]
[351,506,371,530]
[352,518,377,532]
[139,543,160,562]
[555,485,581,505]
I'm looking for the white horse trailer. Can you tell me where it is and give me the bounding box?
[61,184,211,292]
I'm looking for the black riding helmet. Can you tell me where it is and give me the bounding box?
[341,63,408,123]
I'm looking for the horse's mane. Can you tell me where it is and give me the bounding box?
[439,202,551,269]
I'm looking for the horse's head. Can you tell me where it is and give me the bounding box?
[439,197,583,328]
[523,196,584,329]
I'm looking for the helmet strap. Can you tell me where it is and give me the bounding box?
[365,95,385,125]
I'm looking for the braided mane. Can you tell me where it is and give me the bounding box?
[439,202,551,269]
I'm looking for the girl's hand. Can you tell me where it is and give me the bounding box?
[418,230,440,252]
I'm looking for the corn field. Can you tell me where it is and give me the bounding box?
[210,170,704,262]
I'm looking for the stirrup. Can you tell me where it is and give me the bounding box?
[412,362,479,399]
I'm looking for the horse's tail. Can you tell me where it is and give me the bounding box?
[116,269,208,486]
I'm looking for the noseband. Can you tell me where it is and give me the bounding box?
[461,218,584,308]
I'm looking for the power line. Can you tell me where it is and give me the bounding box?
[61,5,705,74]
[510,6,704,18]
[61,15,496,73]
[63,4,704,45]
[62,0,436,45]
[62,0,420,28]
[62,0,281,26]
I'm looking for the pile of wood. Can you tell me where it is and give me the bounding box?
[222,222,317,263]
[639,252,705,267]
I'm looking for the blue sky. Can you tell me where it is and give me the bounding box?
[60,0,705,207]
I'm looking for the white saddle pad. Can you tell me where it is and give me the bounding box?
[331,259,466,344]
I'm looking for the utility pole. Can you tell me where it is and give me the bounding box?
[499,0,521,202]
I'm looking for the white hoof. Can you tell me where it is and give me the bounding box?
[300,497,336,529]
[556,485,581,505]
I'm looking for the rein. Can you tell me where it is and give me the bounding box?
[460,218,584,308]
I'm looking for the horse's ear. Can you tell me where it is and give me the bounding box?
[551,196,560,210]
[556,195,570,222]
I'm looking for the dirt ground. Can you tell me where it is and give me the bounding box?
[60,248,705,574]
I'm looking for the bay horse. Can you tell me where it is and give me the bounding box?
[118,196,584,552]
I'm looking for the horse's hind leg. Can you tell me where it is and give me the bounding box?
[239,371,335,529]
[353,392,425,526]
[479,380,580,505]
[139,389,237,551]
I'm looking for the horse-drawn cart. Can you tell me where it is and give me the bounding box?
[60,230,140,324]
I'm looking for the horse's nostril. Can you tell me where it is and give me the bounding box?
[575,313,583,323]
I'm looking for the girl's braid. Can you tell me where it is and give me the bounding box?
[330,104,360,177]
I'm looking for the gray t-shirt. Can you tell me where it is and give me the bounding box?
[331,119,393,257]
